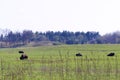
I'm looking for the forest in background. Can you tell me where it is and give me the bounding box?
[0,30,120,48]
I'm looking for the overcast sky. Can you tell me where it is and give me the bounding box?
[0,0,120,35]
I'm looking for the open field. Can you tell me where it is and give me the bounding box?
[0,44,120,80]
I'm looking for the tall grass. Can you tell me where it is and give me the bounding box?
[0,44,120,80]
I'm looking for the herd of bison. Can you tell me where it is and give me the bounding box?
[18,51,115,60]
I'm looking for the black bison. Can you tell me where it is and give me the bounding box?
[19,51,24,54]
[18,51,28,60]
[107,52,115,56]
[76,53,82,56]
[20,54,28,60]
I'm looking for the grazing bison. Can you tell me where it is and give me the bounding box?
[18,51,28,60]
[20,54,28,60]
[76,53,82,56]
[107,52,115,56]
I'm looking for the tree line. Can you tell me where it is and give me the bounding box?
[0,30,120,48]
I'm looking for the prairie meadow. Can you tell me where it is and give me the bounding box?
[0,44,120,80]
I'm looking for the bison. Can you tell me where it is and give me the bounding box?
[107,52,115,56]
[18,51,28,60]
[76,53,82,56]
[19,51,24,54]
[20,54,28,60]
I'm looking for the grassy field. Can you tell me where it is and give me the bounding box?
[0,44,120,80]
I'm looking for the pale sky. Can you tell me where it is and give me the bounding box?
[0,0,120,35]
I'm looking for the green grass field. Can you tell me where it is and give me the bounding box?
[0,44,120,80]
